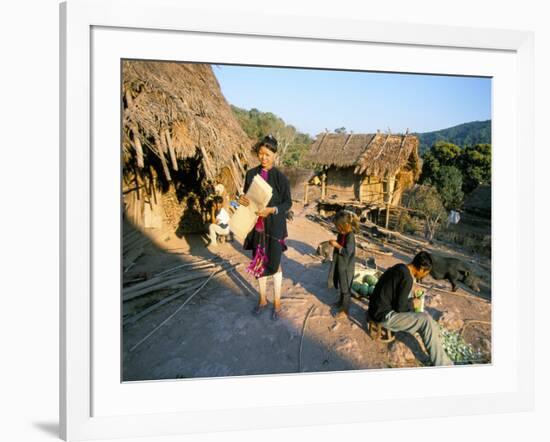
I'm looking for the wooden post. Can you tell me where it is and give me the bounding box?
[199,144,215,180]
[130,124,144,169]
[321,173,326,201]
[134,165,140,201]
[164,129,178,171]
[156,138,172,182]
[234,153,246,176]
[303,182,309,204]
[384,176,395,229]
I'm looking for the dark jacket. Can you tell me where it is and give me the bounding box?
[367,263,413,322]
[327,232,356,293]
[243,165,292,241]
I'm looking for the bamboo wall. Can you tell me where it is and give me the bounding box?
[359,175,385,206]
[325,167,390,205]
[325,168,361,200]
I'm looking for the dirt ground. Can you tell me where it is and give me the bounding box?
[122,202,492,381]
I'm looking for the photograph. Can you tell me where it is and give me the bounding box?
[121,60,492,381]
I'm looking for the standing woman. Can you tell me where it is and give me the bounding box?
[238,135,292,320]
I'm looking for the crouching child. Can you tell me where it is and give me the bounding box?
[207,195,230,248]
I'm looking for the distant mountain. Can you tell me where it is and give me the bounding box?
[416,120,491,154]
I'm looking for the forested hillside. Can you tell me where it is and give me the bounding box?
[416,120,491,154]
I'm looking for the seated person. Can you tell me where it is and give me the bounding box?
[207,195,230,247]
[367,251,453,366]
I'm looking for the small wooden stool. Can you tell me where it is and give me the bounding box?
[367,321,395,343]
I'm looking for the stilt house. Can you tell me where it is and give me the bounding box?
[306,132,421,226]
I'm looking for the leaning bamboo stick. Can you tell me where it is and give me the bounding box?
[234,153,246,176]
[164,128,178,171]
[156,137,172,182]
[198,144,215,179]
[130,125,145,169]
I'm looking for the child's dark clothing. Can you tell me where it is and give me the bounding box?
[327,232,356,313]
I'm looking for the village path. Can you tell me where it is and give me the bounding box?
[122,202,491,381]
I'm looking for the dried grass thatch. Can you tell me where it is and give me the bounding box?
[122,61,253,185]
[121,61,256,232]
[307,132,421,180]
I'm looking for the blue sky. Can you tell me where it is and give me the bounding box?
[213,64,491,136]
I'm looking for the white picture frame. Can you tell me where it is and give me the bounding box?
[60,0,534,440]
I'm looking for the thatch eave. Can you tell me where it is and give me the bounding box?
[122,61,254,184]
[307,132,421,180]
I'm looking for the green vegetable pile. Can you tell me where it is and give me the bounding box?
[351,271,380,299]
[440,326,484,364]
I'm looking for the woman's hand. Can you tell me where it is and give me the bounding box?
[328,239,340,248]
[255,207,276,217]
[238,195,250,207]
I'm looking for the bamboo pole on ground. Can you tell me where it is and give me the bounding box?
[417,282,490,304]
[122,264,229,301]
[128,265,241,352]
[299,305,316,372]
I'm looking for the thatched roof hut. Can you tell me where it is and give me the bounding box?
[305,132,421,226]
[122,61,253,232]
[308,132,420,180]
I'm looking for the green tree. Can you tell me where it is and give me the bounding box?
[420,141,461,185]
[458,143,491,193]
[404,185,447,242]
[334,127,347,134]
[230,105,313,167]
[420,141,464,208]
[433,165,464,210]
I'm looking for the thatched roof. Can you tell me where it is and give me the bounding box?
[122,61,253,182]
[307,132,421,179]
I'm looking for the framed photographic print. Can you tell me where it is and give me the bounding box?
[60,0,534,440]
